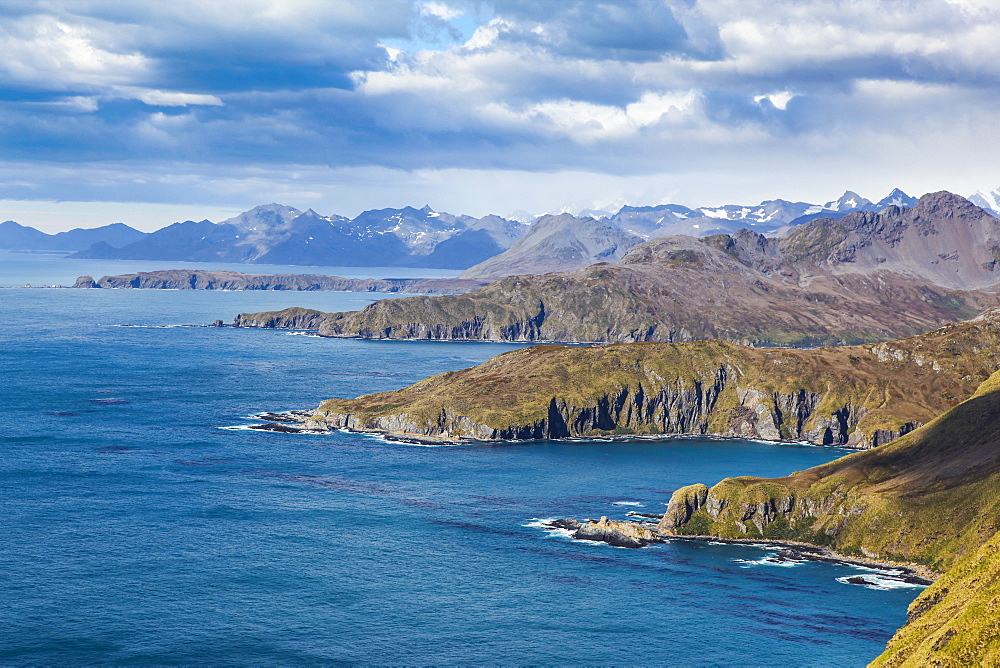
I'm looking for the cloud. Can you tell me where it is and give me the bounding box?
[1,0,999,219]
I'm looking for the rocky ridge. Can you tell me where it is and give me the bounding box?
[253,309,1000,450]
[229,193,1000,347]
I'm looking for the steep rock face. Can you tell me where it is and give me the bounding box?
[305,310,1000,450]
[657,368,1000,573]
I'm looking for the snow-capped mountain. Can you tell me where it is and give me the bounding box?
[823,190,874,212]
[969,188,1000,215]
[71,204,528,268]
[874,188,918,209]
[48,186,977,271]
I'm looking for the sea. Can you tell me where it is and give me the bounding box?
[1,251,923,666]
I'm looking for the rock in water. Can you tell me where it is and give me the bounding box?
[572,517,660,548]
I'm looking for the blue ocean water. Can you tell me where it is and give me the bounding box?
[1,260,922,665]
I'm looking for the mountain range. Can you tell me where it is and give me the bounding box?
[231,192,1000,347]
[4,187,993,273]
[0,220,146,251]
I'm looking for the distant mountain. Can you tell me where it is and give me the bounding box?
[414,215,528,269]
[0,220,146,251]
[970,187,1000,214]
[236,192,1000,347]
[823,189,873,212]
[874,187,918,209]
[606,189,918,241]
[26,185,991,272]
[72,204,526,268]
[73,219,240,261]
[459,213,642,279]
[609,200,822,238]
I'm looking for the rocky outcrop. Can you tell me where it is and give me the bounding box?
[302,309,1000,450]
[573,517,660,548]
[545,517,660,548]
[73,270,486,294]
[232,308,328,330]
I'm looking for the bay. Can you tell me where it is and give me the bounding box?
[0,260,921,665]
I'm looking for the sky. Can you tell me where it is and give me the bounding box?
[2,0,1000,232]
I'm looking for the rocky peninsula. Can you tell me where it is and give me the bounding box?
[246,308,1000,450]
[73,269,486,294]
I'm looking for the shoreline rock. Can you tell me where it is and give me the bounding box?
[541,517,937,580]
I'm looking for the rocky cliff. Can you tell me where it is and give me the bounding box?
[657,367,1000,572]
[290,309,1000,449]
[228,193,1000,347]
[655,368,1000,663]
[73,270,486,294]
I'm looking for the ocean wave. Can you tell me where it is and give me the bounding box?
[835,574,926,591]
[734,554,803,568]
[611,501,644,507]
[523,518,575,540]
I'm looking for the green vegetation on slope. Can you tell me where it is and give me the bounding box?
[659,368,1000,572]
[311,309,1000,449]
[872,529,1000,666]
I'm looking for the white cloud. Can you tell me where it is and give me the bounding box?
[130,88,224,107]
[420,2,464,21]
[754,92,794,110]
[0,15,150,90]
[3,0,1000,221]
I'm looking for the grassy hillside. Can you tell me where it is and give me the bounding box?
[872,529,1000,665]
[659,369,1000,573]
[310,309,1000,449]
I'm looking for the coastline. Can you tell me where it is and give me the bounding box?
[539,517,939,583]
[663,534,939,582]
[239,410,864,450]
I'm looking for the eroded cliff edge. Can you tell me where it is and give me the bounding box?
[288,309,1000,449]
